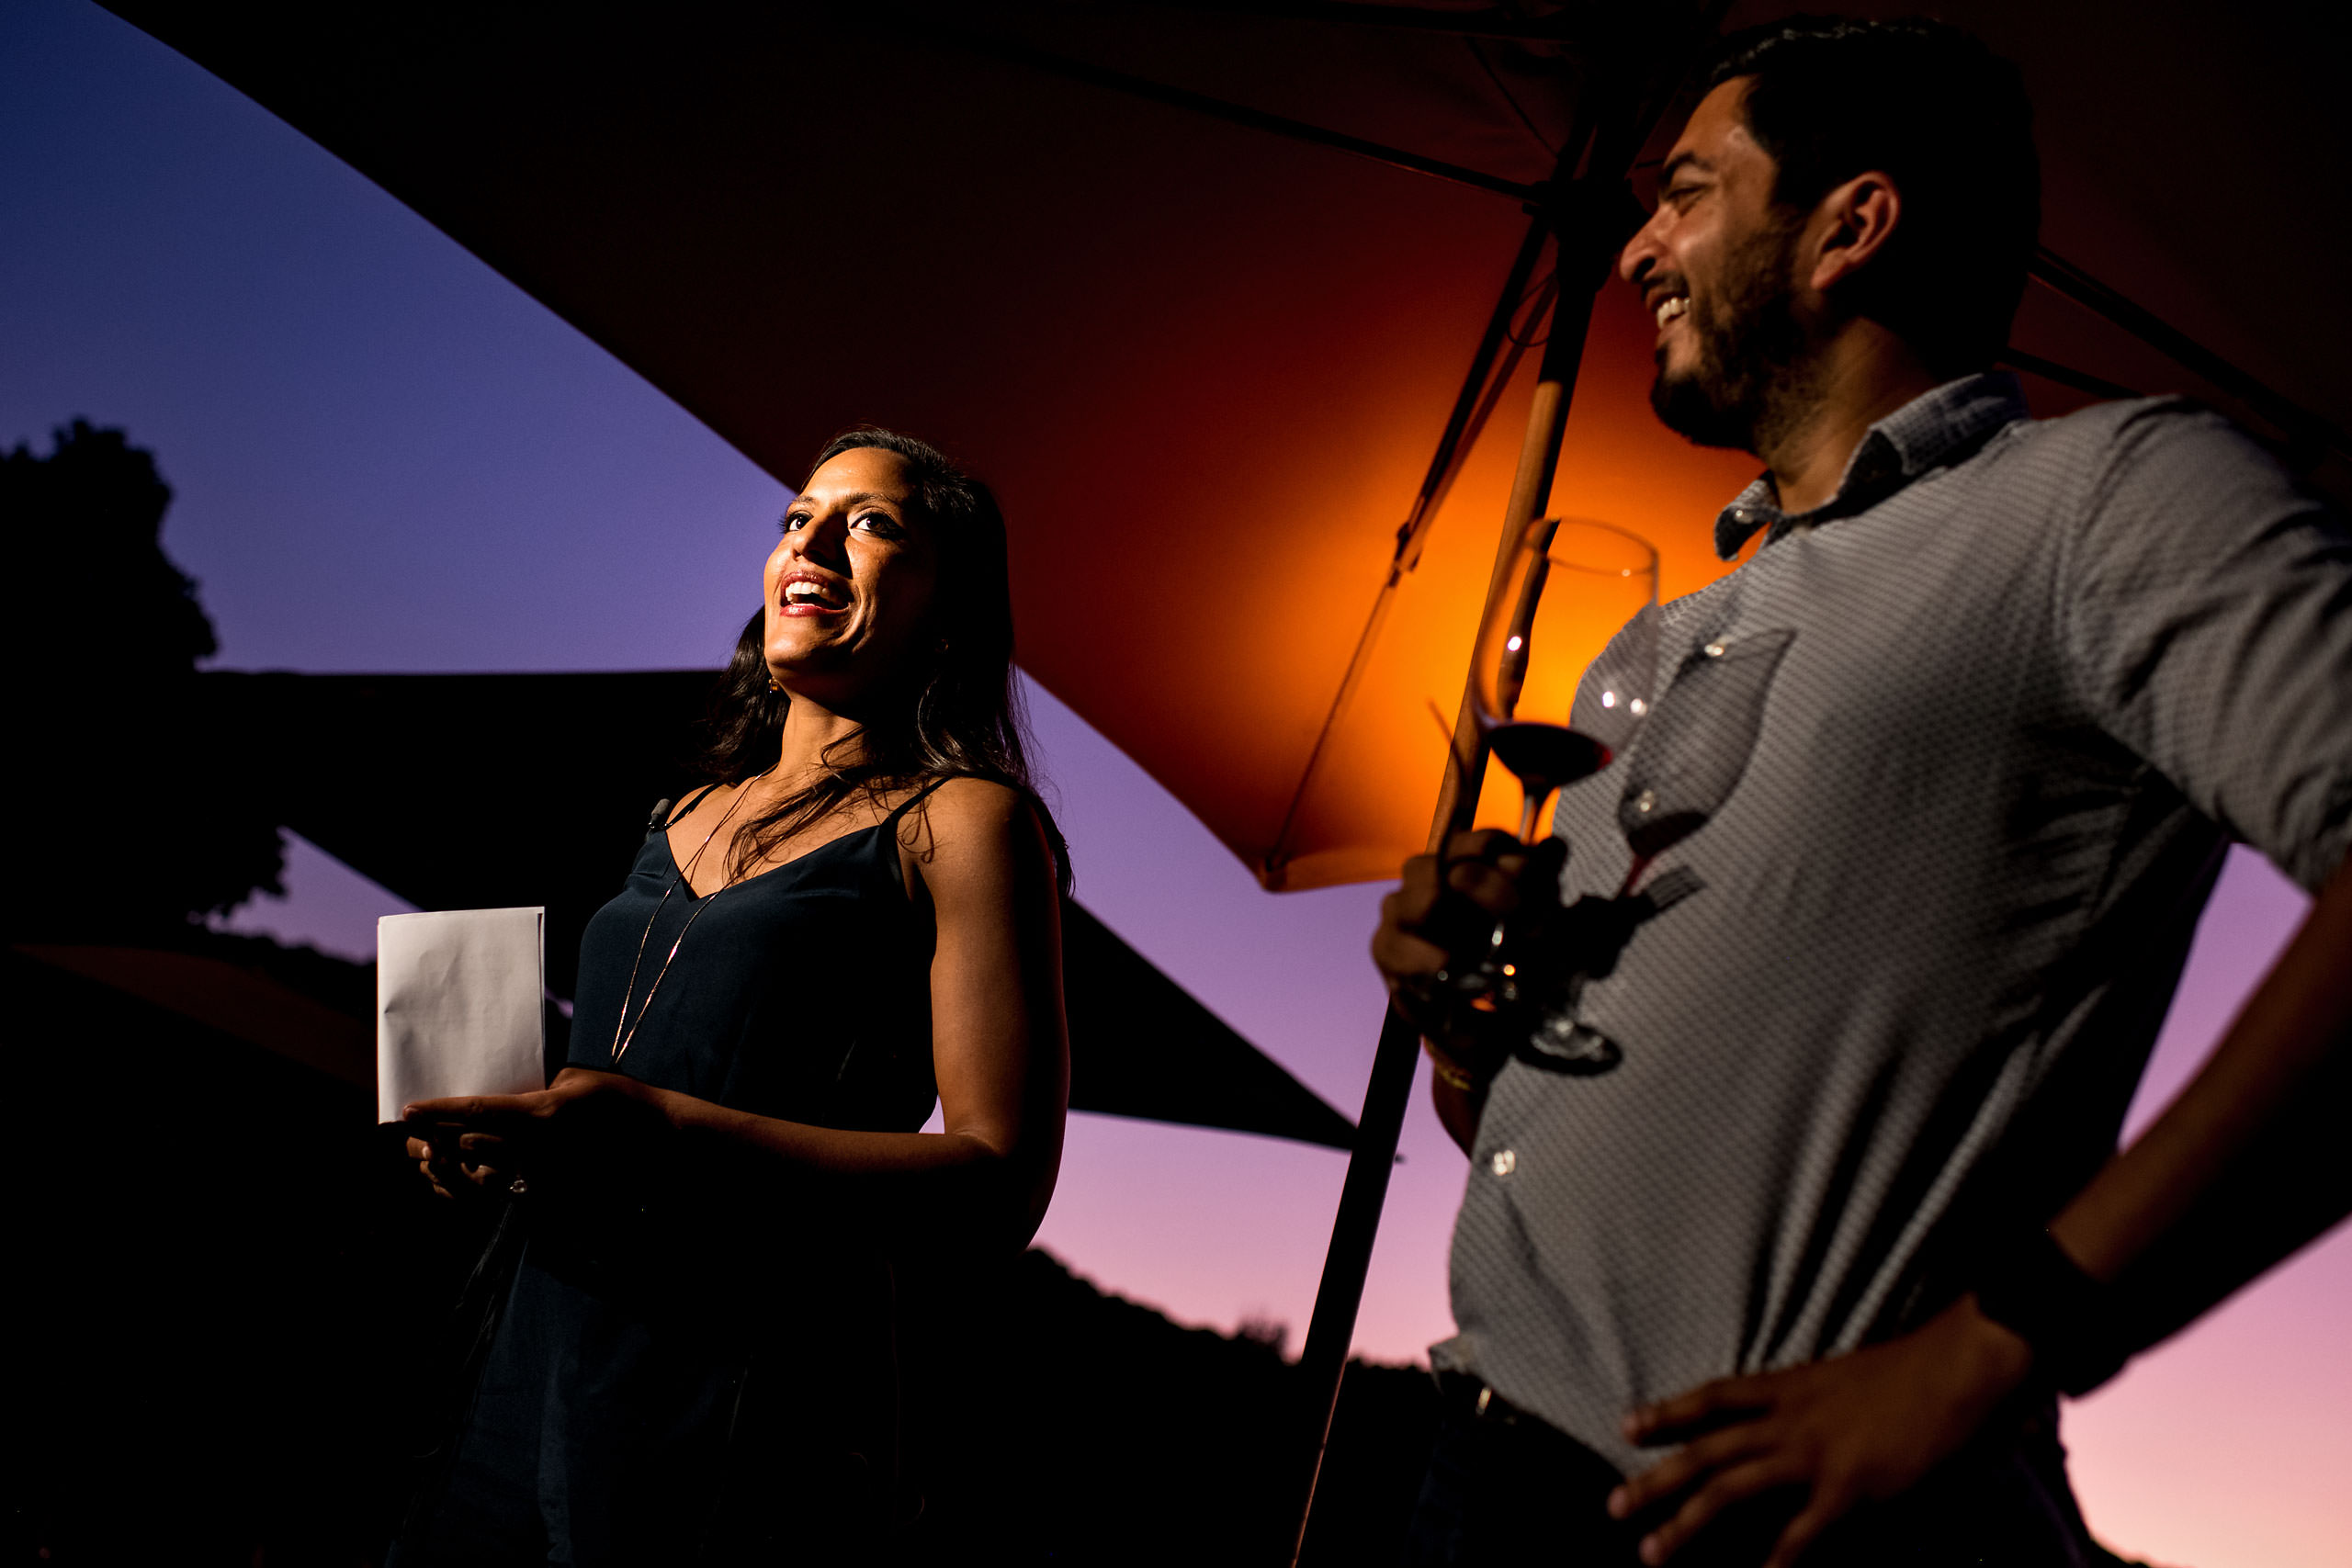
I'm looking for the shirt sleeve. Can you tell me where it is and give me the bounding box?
[2059,400,2352,894]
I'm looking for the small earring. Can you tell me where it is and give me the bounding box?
[767,674,783,694]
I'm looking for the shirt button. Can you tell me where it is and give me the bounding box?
[1634,789,1657,815]
[1490,1149,1517,1177]
[1703,640,1726,658]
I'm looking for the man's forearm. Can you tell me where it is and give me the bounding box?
[1431,1066,1479,1153]
[2048,850,2352,1352]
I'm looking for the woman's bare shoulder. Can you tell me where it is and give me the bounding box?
[899,777,1051,877]
[919,773,1026,819]
[907,775,1037,840]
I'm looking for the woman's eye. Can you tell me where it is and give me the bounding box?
[853,512,901,537]
[781,513,808,534]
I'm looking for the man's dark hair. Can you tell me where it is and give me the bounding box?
[1705,17,2039,377]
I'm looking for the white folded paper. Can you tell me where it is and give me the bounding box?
[377,907,548,1122]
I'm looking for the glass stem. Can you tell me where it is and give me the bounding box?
[1516,786,1545,844]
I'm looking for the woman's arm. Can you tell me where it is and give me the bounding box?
[405,778,1069,1253]
[660,776,1069,1248]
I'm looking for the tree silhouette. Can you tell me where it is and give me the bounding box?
[3,420,283,940]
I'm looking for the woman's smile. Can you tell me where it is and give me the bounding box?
[776,569,850,618]
[762,445,939,690]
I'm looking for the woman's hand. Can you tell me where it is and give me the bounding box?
[1606,1298,2034,1567]
[402,1068,682,1203]
[404,1126,503,1201]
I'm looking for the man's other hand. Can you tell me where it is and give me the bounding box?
[1607,1299,2034,1567]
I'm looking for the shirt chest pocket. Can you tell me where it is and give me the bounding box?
[1616,627,1797,857]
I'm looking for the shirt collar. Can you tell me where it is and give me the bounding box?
[1713,371,2030,559]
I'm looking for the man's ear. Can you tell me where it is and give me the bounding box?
[1805,171,1902,295]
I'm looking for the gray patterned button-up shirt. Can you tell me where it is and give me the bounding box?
[1434,372,2352,1474]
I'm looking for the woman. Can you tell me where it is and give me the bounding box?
[396,429,1069,1564]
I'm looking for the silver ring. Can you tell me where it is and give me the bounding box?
[507,1176,529,1197]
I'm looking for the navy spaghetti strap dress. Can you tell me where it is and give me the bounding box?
[398,785,944,1565]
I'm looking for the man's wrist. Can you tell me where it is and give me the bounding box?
[1422,1036,1477,1094]
[1971,1227,2129,1397]
[1939,1293,2037,1424]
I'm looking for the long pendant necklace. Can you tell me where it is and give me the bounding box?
[608,769,774,1063]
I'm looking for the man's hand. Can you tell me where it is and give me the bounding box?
[1375,829,1570,1150]
[1373,829,1566,1039]
[1608,1298,2034,1567]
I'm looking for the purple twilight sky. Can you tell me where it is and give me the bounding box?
[4,4,2344,1563]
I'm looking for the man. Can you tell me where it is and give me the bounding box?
[1374,17,2352,1567]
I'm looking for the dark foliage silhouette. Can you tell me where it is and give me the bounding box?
[3,419,283,940]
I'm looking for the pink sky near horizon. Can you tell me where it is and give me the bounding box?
[6,2,2345,1562]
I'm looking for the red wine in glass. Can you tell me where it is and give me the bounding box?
[1473,517,1658,842]
[1484,722,1612,838]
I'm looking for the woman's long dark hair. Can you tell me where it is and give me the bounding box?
[699,427,1069,892]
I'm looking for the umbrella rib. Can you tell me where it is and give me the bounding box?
[1253,0,1714,886]
[1261,212,1556,886]
[2029,245,2350,466]
[1464,36,1565,159]
[1132,1,1596,42]
[1995,347,2141,403]
[933,28,1544,202]
[1402,219,1559,560]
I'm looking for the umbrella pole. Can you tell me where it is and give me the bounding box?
[1287,197,1616,1566]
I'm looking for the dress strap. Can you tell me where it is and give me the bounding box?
[882,774,955,829]
[876,777,958,899]
[650,783,725,837]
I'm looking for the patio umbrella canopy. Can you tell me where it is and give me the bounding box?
[110,2,2349,895]
[107,0,1751,891]
[110,0,2352,893]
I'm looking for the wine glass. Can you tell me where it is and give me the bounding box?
[1472,517,1659,842]
[1427,518,1657,1028]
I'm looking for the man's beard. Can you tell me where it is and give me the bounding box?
[1649,220,1815,454]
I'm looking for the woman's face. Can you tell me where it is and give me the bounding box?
[763,446,941,703]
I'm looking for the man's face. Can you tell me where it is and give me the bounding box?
[1619,78,1813,453]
